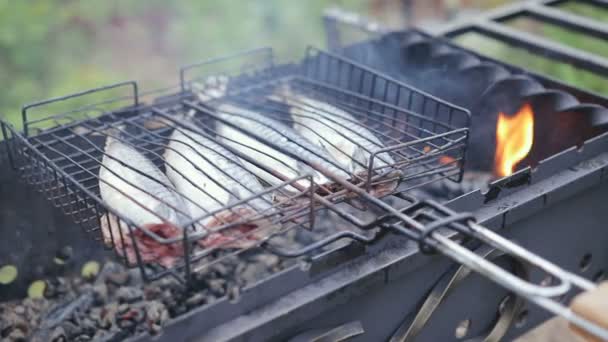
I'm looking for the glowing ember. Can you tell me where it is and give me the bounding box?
[439,155,456,165]
[494,103,534,177]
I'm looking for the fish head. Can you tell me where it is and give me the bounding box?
[198,207,278,250]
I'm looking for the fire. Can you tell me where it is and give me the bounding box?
[494,103,534,177]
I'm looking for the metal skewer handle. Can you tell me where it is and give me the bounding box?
[385,201,608,340]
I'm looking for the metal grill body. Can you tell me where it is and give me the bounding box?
[3,2,608,340]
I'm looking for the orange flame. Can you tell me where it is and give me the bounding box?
[495,103,534,177]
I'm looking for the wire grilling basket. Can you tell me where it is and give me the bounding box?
[2,46,606,339]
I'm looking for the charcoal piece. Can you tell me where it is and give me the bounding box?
[56,246,74,262]
[94,262,128,286]
[106,271,130,287]
[60,321,81,339]
[6,327,27,342]
[148,322,162,335]
[88,307,104,329]
[145,301,169,326]
[98,303,118,330]
[13,306,25,315]
[74,335,92,342]
[92,283,109,305]
[116,287,144,304]
[117,317,137,330]
[94,329,127,342]
[251,253,279,269]
[79,318,96,337]
[185,292,206,309]
[238,263,263,285]
[143,285,162,300]
[1,309,28,338]
[49,326,66,342]
[116,304,145,330]
[227,284,241,302]
[44,277,69,298]
[209,262,229,276]
[39,291,93,330]
[206,278,227,297]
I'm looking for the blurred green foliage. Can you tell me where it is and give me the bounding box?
[454,1,608,97]
[509,17,608,59]
[2,1,608,131]
[0,1,367,128]
[559,1,608,21]
[455,32,608,96]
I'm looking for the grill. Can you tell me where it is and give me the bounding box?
[2,1,608,341]
[2,47,470,285]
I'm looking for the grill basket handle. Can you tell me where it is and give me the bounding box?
[379,193,608,341]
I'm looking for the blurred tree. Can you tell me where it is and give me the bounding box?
[0,0,606,129]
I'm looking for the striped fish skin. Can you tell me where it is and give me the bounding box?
[195,77,399,198]
[214,101,350,187]
[275,86,395,175]
[164,126,276,249]
[99,137,191,267]
[215,118,320,191]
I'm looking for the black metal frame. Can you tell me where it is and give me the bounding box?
[325,0,608,107]
[1,46,470,284]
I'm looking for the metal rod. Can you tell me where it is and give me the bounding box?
[523,4,608,41]
[466,21,608,76]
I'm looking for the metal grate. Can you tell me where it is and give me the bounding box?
[3,42,608,339]
[1,47,470,283]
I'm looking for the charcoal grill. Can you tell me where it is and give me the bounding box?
[325,2,608,174]
[2,1,608,341]
[1,47,470,287]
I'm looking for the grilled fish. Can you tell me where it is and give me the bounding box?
[99,136,192,267]
[213,102,350,189]
[164,126,277,249]
[272,85,401,196]
[194,76,349,190]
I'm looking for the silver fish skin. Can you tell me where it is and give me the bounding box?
[192,78,315,189]
[214,101,350,189]
[99,137,192,267]
[164,126,278,249]
[163,127,272,222]
[99,137,191,229]
[215,119,318,192]
[274,86,396,176]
